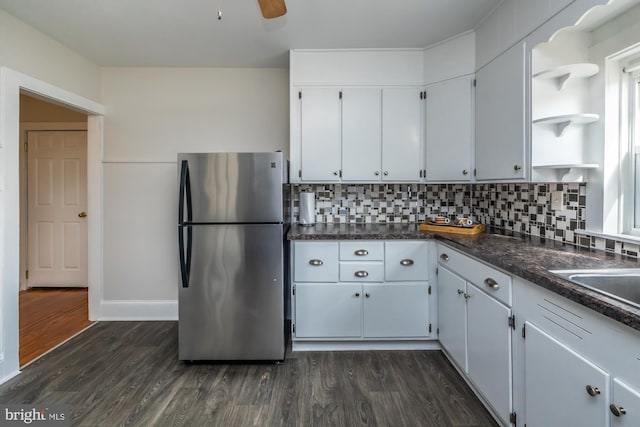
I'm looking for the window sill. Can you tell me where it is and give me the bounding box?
[575,229,640,245]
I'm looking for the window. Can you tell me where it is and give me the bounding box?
[632,70,640,231]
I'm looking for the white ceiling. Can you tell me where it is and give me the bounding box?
[0,0,501,68]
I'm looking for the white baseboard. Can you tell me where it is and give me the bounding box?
[99,300,178,320]
[292,340,441,352]
[0,369,20,386]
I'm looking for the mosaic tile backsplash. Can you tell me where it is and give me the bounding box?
[291,182,640,258]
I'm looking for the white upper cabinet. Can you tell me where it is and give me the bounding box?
[382,88,424,182]
[341,88,382,181]
[425,76,473,181]
[475,42,528,181]
[298,88,342,182]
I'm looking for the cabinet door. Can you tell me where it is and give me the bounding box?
[381,88,423,182]
[362,283,430,338]
[342,88,382,181]
[299,88,342,181]
[524,321,609,427]
[466,283,512,424]
[425,76,473,181]
[611,378,640,426]
[437,266,467,370]
[475,42,527,180]
[294,283,362,338]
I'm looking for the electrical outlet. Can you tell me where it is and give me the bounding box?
[550,191,563,211]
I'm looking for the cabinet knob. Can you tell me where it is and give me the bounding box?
[463,293,471,300]
[374,171,380,176]
[462,170,468,175]
[400,259,414,266]
[354,249,369,256]
[484,278,500,290]
[355,292,360,298]
[355,271,369,278]
[365,293,370,298]
[383,171,389,176]
[513,165,521,171]
[440,254,449,261]
[333,171,339,176]
[457,289,465,295]
[309,259,323,266]
[585,385,601,397]
[610,404,627,417]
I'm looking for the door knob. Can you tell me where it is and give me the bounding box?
[78,211,87,218]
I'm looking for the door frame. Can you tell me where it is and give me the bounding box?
[0,67,105,383]
[20,125,88,291]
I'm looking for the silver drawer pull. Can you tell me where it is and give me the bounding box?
[355,271,369,278]
[440,253,449,261]
[484,278,500,290]
[400,259,414,266]
[586,385,601,397]
[354,249,369,256]
[457,289,465,295]
[610,404,627,417]
[309,259,323,266]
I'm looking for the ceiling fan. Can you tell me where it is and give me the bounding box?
[257,0,287,19]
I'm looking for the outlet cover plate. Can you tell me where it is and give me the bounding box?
[551,191,563,211]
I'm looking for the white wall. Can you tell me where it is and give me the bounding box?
[0,10,101,102]
[423,32,475,85]
[99,67,289,318]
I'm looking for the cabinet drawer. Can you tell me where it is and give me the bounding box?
[437,244,512,306]
[385,241,430,281]
[294,242,339,282]
[339,241,384,261]
[339,262,385,282]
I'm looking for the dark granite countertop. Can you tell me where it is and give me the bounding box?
[288,223,640,332]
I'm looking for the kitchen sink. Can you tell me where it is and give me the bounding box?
[549,268,640,308]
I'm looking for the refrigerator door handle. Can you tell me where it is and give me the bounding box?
[178,160,193,225]
[178,224,192,288]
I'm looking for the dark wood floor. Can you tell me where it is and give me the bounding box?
[19,288,93,366]
[0,322,498,426]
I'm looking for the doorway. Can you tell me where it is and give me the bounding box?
[18,93,93,366]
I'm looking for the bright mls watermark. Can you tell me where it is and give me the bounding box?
[1,405,69,426]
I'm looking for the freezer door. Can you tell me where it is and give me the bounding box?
[178,152,285,223]
[178,224,285,361]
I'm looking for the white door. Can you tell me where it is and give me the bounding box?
[381,88,423,181]
[362,283,430,338]
[466,283,512,425]
[341,88,382,181]
[27,130,88,287]
[299,88,342,181]
[475,42,527,180]
[425,76,473,181]
[294,283,362,338]
[611,378,640,426]
[524,321,609,427]
[437,266,468,370]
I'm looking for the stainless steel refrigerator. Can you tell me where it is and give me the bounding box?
[177,152,289,361]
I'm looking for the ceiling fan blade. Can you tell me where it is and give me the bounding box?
[257,0,286,19]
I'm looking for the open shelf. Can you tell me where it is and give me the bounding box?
[532,164,598,183]
[533,113,599,137]
[532,63,599,90]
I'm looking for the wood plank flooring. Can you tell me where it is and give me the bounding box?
[19,288,93,366]
[0,321,498,426]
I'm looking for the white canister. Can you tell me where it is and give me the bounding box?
[299,192,316,226]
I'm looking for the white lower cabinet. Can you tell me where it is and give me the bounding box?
[467,283,512,422]
[363,283,430,338]
[514,277,640,427]
[524,321,610,427]
[437,244,513,426]
[292,240,434,346]
[294,283,362,338]
[437,266,467,370]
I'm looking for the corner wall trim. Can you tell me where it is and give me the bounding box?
[99,300,178,321]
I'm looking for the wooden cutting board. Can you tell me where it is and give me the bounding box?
[419,222,486,235]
